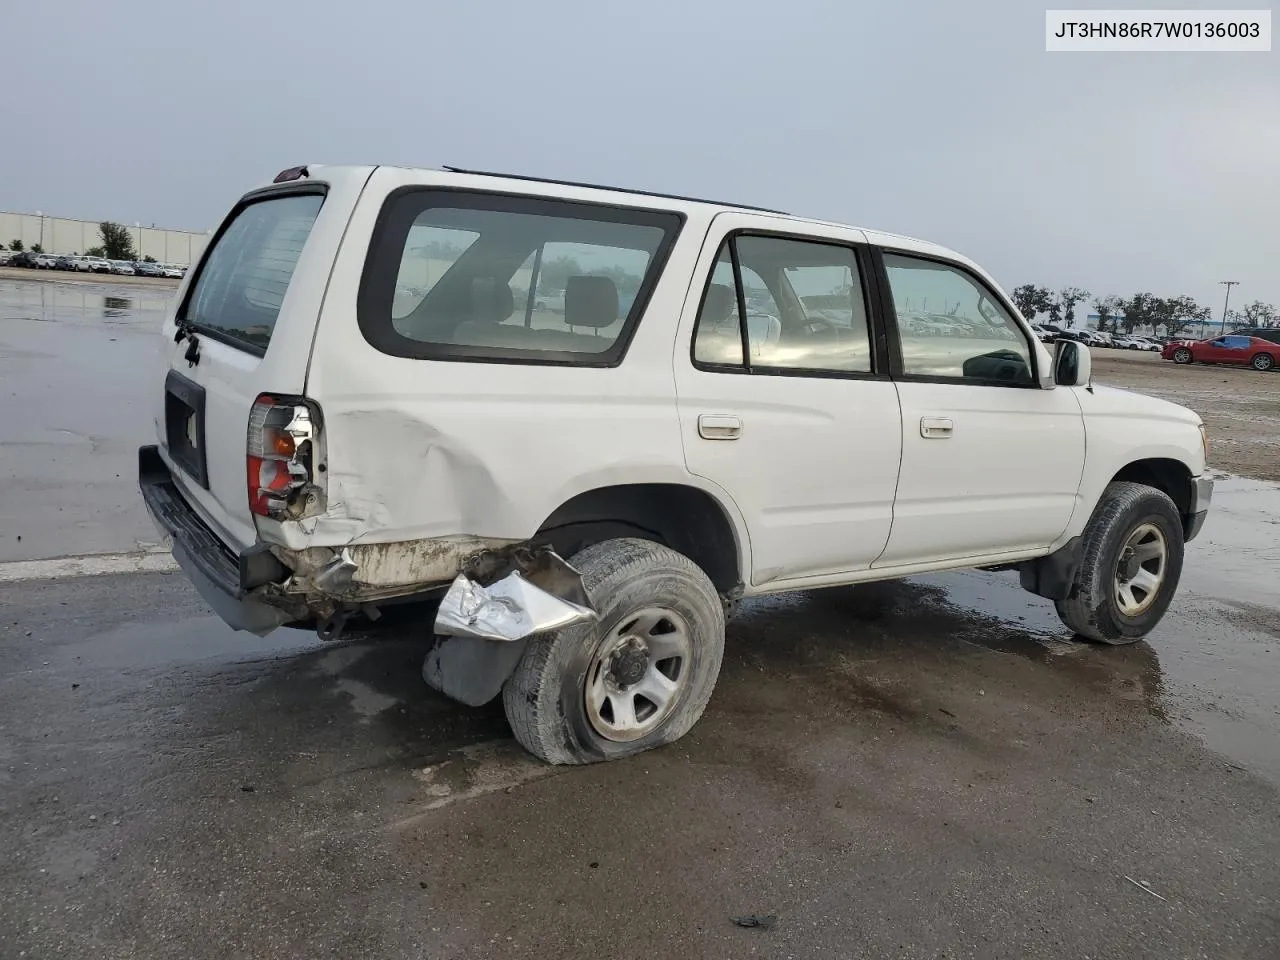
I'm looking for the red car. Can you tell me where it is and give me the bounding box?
[1162,334,1277,371]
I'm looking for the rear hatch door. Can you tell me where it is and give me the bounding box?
[154,168,373,551]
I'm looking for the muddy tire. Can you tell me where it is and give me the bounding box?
[1054,481,1184,645]
[502,538,725,765]
[1172,347,1193,364]
[1251,352,1274,372]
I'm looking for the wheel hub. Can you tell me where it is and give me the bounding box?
[608,641,649,689]
[585,607,694,743]
[1117,547,1140,582]
[1112,522,1168,617]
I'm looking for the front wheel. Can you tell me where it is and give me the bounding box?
[503,538,725,764]
[1055,481,1184,644]
[1172,347,1193,364]
[1252,353,1274,372]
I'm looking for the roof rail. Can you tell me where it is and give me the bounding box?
[440,165,787,215]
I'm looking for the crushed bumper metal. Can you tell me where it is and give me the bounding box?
[138,445,294,634]
[434,547,596,642]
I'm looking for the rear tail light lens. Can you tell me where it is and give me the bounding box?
[247,395,325,520]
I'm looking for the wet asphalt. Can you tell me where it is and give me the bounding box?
[1,276,169,562]
[2,275,1279,958]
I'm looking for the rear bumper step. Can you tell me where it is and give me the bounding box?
[138,445,294,634]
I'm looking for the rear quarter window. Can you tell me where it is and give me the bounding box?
[181,191,325,354]
[358,189,683,366]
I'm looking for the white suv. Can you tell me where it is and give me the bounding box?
[140,164,1213,764]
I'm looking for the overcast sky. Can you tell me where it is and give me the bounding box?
[4,0,1276,313]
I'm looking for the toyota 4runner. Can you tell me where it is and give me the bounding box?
[140,164,1213,765]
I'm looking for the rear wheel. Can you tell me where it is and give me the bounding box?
[1172,347,1193,364]
[1055,482,1184,644]
[503,538,725,764]
[1252,353,1274,371]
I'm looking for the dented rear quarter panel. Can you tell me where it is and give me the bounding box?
[298,167,752,571]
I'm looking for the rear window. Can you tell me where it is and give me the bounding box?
[358,189,682,366]
[181,191,324,353]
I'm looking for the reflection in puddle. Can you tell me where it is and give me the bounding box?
[727,563,1279,782]
[103,295,133,318]
[0,277,172,328]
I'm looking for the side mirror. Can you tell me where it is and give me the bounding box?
[1054,338,1092,387]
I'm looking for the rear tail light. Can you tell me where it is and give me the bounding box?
[247,395,325,520]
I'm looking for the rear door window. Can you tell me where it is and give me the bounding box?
[358,190,683,366]
[181,192,325,353]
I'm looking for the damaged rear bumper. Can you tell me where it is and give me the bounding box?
[139,445,299,634]
[140,445,597,646]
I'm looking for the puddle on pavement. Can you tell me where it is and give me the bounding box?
[0,277,172,328]
[725,535,1279,784]
[73,615,318,669]
[915,564,1279,783]
[0,277,174,562]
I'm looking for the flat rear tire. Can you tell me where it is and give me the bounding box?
[503,538,725,764]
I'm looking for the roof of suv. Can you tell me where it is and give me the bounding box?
[292,163,970,268]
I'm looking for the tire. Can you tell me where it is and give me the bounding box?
[1172,347,1193,364]
[502,538,725,765]
[1252,353,1274,372]
[1054,481,1184,645]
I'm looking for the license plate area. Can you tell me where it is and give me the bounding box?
[164,370,209,488]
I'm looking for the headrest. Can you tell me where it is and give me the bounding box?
[469,277,514,324]
[565,276,619,328]
[703,283,736,323]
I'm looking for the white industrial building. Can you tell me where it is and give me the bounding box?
[0,210,209,266]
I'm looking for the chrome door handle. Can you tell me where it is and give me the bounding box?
[920,416,954,438]
[698,414,742,440]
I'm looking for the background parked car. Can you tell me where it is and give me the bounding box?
[34,253,58,269]
[1230,326,1280,346]
[54,255,76,270]
[1162,335,1278,371]
[161,265,183,279]
[134,261,165,277]
[9,251,39,268]
[110,260,136,276]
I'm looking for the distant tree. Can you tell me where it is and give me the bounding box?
[1010,284,1054,323]
[1116,293,1156,334]
[85,245,106,258]
[1045,296,1063,327]
[1091,295,1121,332]
[143,254,157,263]
[1058,287,1090,328]
[1145,294,1209,336]
[99,222,137,261]
[9,239,23,251]
[30,243,44,254]
[1010,284,1039,321]
[1240,300,1277,328]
